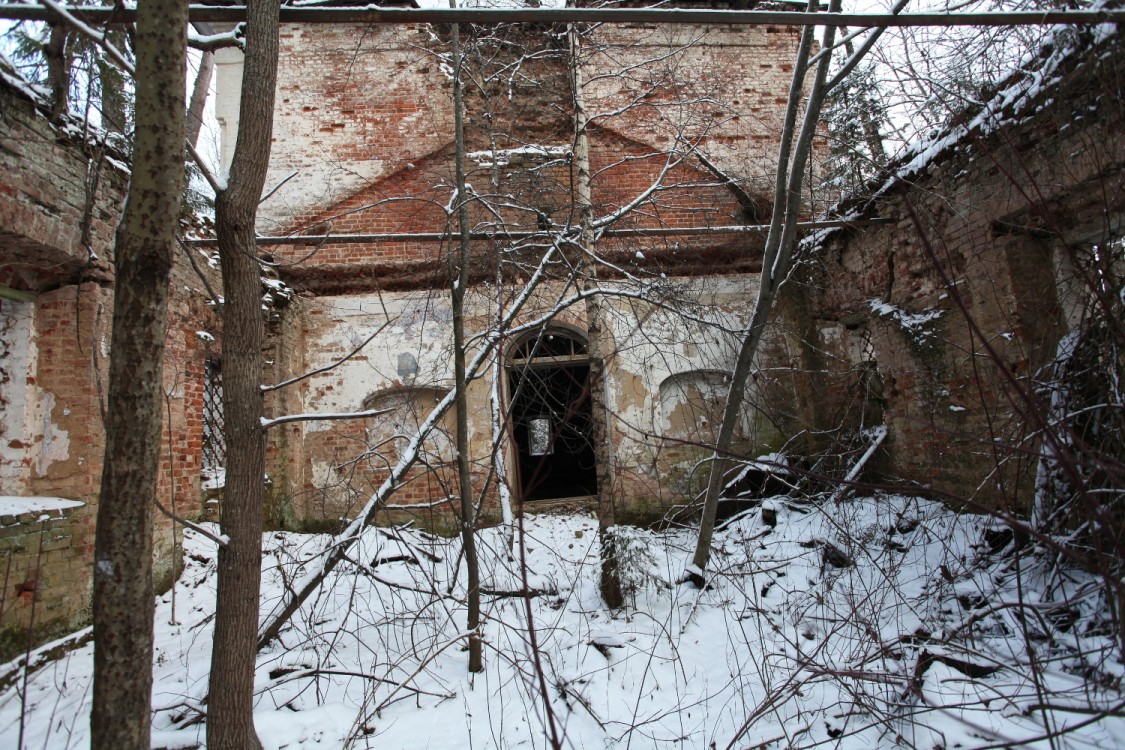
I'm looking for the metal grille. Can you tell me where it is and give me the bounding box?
[201,357,226,475]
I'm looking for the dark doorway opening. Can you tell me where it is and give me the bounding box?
[508,331,599,502]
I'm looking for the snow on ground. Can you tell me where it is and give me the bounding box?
[2,496,1122,749]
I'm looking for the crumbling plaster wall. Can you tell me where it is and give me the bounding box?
[768,31,1125,506]
[0,299,38,494]
[269,274,770,527]
[0,77,219,658]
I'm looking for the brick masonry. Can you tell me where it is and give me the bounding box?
[247,20,1124,526]
[224,18,804,525]
[765,30,1125,508]
[0,79,219,659]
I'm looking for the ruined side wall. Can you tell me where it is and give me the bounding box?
[767,35,1125,506]
[0,80,219,658]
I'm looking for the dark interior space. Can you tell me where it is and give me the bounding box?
[509,362,599,501]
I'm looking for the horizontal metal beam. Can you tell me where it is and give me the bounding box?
[2,4,1122,27]
[184,218,892,247]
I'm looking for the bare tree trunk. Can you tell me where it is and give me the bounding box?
[207,1,280,747]
[449,16,484,673]
[569,22,623,609]
[91,2,187,748]
[688,0,842,587]
[186,50,215,149]
[45,23,70,119]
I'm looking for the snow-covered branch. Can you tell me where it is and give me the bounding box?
[188,25,245,52]
[260,408,392,429]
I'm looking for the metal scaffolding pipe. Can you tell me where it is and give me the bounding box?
[183,218,893,246]
[1,4,1122,27]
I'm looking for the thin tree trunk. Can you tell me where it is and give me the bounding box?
[688,0,842,587]
[449,15,484,673]
[186,50,214,149]
[45,23,70,119]
[91,1,187,748]
[207,0,280,747]
[569,21,623,609]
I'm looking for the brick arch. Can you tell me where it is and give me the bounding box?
[505,324,590,364]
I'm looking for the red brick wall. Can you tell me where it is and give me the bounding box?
[255,22,455,234]
[0,78,220,657]
[0,84,120,292]
[586,22,808,194]
[275,128,751,285]
[259,19,800,272]
[767,33,1125,507]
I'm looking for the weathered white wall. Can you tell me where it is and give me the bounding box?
[0,300,38,494]
[213,46,243,175]
[285,274,766,516]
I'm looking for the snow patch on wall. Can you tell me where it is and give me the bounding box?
[868,298,943,343]
[0,496,83,516]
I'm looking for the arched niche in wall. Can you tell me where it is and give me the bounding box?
[361,385,453,466]
[658,369,734,446]
[505,326,599,502]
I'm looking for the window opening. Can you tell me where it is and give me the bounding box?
[528,416,554,456]
[201,357,226,488]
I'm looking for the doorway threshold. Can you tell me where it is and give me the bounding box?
[522,495,597,514]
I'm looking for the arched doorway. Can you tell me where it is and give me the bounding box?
[507,328,599,501]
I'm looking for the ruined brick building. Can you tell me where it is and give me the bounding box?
[766,25,1125,510]
[211,10,812,530]
[1,6,1121,659]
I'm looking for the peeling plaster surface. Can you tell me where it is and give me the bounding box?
[0,300,36,494]
[302,293,456,422]
[0,301,70,489]
[606,275,760,453]
[293,276,762,510]
[36,392,69,478]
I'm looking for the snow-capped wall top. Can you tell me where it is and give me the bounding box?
[0,49,50,108]
[804,7,1122,252]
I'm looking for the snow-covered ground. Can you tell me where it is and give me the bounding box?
[2,496,1122,749]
